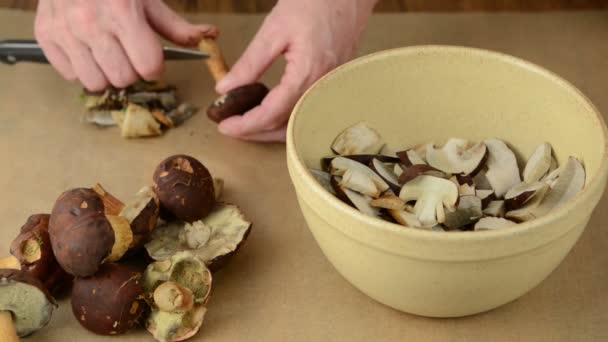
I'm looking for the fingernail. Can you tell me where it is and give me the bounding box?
[216,74,233,93]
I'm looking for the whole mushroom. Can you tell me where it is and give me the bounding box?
[71,263,147,335]
[49,188,133,277]
[153,155,216,223]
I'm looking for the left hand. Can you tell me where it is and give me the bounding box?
[215,0,377,142]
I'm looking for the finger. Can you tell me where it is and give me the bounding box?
[89,34,139,88]
[216,23,287,94]
[237,125,287,142]
[37,40,76,81]
[144,0,218,46]
[34,2,76,80]
[218,75,300,137]
[62,36,108,91]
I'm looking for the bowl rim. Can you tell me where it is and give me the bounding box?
[287,45,608,243]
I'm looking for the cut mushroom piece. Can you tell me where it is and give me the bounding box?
[443,196,483,230]
[309,169,335,195]
[504,181,546,211]
[370,158,401,193]
[396,147,428,167]
[483,200,506,217]
[145,203,252,272]
[425,139,487,175]
[370,195,406,210]
[341,187,381,217]
[532,157,585,217]
[330,157,389,194]
[213,178,224,200]
[505,183,550,222]
[483,138,521,198]
[476,189,495,207]
[458,183,476,196]
[523,143,553,183]
[472,169,493,190]
[388,208,422,228]
[398,164,447,185]
[320,155,399,172]
[474,217,516,231]
[119,186,160,249]
[393,163,404,177]
[542,164,562,188]
[331,122,384,155]
[399,175,459,227]
[339,169,380,198]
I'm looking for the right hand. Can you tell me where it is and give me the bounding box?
[35,0,217,91]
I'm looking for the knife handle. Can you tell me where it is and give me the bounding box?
[0,40,49,64]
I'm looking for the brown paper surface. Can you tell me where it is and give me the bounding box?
[1,9,607,342]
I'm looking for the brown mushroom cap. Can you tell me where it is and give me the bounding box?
[0,269,57,337]
[71,263,147,335]
[153,155,216,223]
[206,83,269,123]
[10,214,73,296]
[49,188,125,277]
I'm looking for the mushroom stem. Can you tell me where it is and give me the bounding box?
[199,38,229,82]
[0,256,20,270]
[0,311,18,342]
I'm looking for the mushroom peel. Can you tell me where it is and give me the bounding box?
[145,203,252,272]
[483,138,521,198]
[331,122,384,155]
[426,139,487,175]
[399,175,459,227]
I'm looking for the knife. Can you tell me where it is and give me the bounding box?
[0,39,209,65]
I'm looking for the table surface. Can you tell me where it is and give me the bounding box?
[1,9,607,342]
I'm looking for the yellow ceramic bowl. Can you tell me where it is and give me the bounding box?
[286,46,608,317]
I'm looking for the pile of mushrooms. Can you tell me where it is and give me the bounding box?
[80,81,199,138]
[311,122,586,231]
[0,154,251,341]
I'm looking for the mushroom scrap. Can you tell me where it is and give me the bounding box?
[311,122,586,231]
[80,81,199,138]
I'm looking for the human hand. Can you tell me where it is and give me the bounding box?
[35,0,217,91]
[215,0,377,142]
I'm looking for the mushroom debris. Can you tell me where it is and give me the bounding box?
[80,81,199,138]
[311,122,586,231]
[0,154,251,341]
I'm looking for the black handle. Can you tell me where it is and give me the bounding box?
[0,40,49,64]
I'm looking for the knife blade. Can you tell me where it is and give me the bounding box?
[0,39,209,65]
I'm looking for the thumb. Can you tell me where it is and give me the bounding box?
[144,0,218,47]
[216,25,286,94]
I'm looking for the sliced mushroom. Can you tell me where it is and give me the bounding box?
[505,183,550,222]
[393,163,404,177]
[474,217,516,231]
[309,169,335,195]
[458,183,476,196]
[388,208,422,228]
[532,157,585,217]
[113,103,162,138]
[476,189,495,207]
[396,147,428,167]
[472,169,493,190]
[370,158,401,193]
[425,139,487,175]
[339,169,380,198]
[119,186,160,249]
[483,200,506,217]
[331,122,384,155]
[504,181,546,211]
[399,175,459,227]
[542,164,562,188]
[523,143,553,183]
[341,187,381,217]
[483,139,521,198]
[370,195,406,210]
[330,157,389,195]
[320,155,399,172]
[398,164,447,185]
[443,195,483,230]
